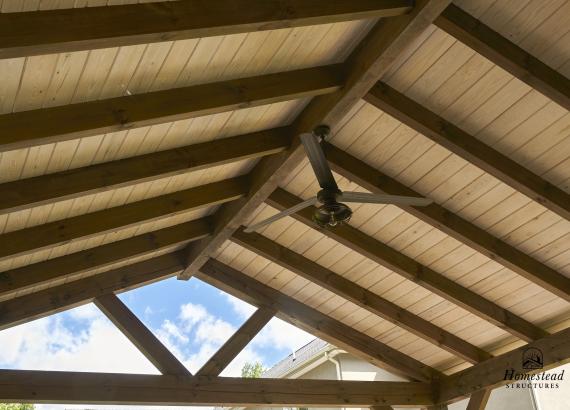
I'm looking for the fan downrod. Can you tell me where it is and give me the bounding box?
[313,124,331,140]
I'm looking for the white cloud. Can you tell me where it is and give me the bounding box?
[222,292,256,320]
[253,317,315,353]
[161,319,190,344]
[179,302,209,328]
[222,292,316,354]
[183,342,219,373]
[67,303,101,321]
[0,288,318,410]
[0,306,204,410]
[195,317,235,345]
[0,308,158,375]
[176,302,240,373]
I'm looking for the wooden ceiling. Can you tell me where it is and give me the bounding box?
[0,0,569,408]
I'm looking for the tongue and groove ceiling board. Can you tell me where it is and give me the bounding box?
[0,0,569,407]
[0,4,373,274]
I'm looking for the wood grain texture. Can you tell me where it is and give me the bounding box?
[267,188,548,342]
[232,228,492,364]
[466,389,491,410]
[427,405,448,410]
[197,258,442,382]
[0,0,412,58]
[0,218,211,300]
[0,370,433,407]
[324,142,570,301]
[0,128,290,215]
[0,177,247,262]
[0,65,342,152]
[1,0,565,390]
[0,252,184,330]
[95,293,190,376]
[182,0,453,277]
[435,4,570,111]
[438,327,570,403]
[197,307,275,376]
[365,82,570,221]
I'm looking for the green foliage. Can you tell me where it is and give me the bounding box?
[241,361,264,378]
[0,404,35,410]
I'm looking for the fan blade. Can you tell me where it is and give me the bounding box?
[244,197,318,233]
[300,132,338,190]
[339,192,433,207]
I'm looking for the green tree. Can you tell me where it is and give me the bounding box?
[0,404,35,410]
[241,361,264,378]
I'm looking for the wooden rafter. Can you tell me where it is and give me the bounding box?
[0,2,566,409]
[0,252,184,330]
[94,293,190,376]
[0,0,413,59]
[435,4,570,111]
[232,228,492,364]
[197,307,275,376]
[438,327,570,404]
[0,128,290,215]
[266,189,548,342]
[0,177,246,262]
[197,258,441,382]
[466,389,491,410]
[324,143,570,301]
[0,249,438,382]
[181,0,454,278]
[0,65,342,152]
[0,249,439,382]
[0,218,210,300]
[0,370,433,407]
[365,82,570,221]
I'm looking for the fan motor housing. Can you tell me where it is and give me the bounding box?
[313,189,352,227]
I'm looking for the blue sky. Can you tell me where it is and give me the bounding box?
[0,277,317,409]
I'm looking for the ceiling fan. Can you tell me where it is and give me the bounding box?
[244,125,433,233]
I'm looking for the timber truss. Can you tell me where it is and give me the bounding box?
[0,1,569,409]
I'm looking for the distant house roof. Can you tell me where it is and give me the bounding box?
[263,338,330,378]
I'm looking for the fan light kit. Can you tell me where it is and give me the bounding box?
[245,125,433,233]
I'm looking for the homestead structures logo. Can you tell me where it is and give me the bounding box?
[523,347,543,370]
[504,348,564,389]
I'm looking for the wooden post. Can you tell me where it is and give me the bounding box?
[466,389,492,410]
